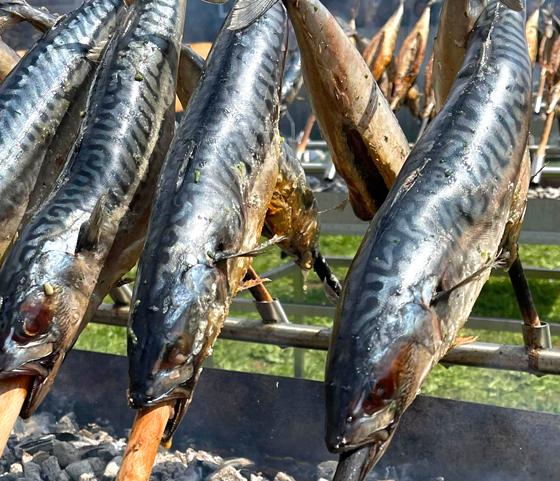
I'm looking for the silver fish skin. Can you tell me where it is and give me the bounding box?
[326,1,531,477]
[127,2,287,442]
[0,0,125,261]
[0,0,185,416]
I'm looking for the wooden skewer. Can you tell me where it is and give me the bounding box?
[295,114,316,159]
[0,376,30,455]
[245,266,273,302]
[117,402,173,481]
[0,40,20,81]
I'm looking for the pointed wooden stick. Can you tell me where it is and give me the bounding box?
[117,402,173,481]
[0,376,30,455]
[244,265,273,302]
[295,114,316,159]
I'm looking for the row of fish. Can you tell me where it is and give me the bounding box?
[0,0,534,480]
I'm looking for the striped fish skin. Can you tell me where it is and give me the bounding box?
[264,141,318,270]
[0,0,125,261]
[325,1,531,475]
[0,0,185,416]
[127,2,287,441]
[283,0,409,221]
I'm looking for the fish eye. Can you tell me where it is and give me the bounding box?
[14,297,54,342]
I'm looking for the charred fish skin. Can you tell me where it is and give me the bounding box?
[127,2,287,441]
[326,0,530,465]
[0,0,125,261]
[0,0,185,416]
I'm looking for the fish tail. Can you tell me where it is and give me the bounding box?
[313,251,342,300]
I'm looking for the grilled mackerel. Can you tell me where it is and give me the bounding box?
[127,1,287,442]
[326,2,531,480]
[0,0,185,415]
[0,0,125,260]
[252,0,409,221]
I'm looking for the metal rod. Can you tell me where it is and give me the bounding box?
[89,307,560,375]
[94,303,560,336]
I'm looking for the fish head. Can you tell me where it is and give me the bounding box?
[325,282,440,455]
[0,251,93,414]
[128,262,228,439]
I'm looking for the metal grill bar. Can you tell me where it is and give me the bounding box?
[92,305,560,376]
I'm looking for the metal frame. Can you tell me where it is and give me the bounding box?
[90,194,560,378]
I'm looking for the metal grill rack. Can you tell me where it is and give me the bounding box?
[92,192,560,379]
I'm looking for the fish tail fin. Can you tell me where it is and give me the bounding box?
[228,0,280,30]
[313,251,342,301]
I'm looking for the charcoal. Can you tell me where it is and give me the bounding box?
[9,464,22,475]
[209,465,247,481]
[41,456,61,481]
[55,415,79,434]
[273,473,295,481]
[101,457,121,480]
[52,441,80,469]
[31,451,50,465]
[22,462,41,481]
[0,474,19,481]
[54,433,80,443]
[56,472,70,481]
[86,458,105,477]
[65,460,94,481]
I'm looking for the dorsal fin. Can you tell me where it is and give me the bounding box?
[76,194,106,254]
[228,0,280,31]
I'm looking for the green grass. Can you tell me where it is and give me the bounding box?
[75,238,560,414]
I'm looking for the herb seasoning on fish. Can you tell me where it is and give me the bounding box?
[0,0,125,261]
[326,2,531,480]
[127,1,288,442]
[0,0,185,416]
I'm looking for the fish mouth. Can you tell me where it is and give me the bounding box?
[327,401,397,453]
[332,432,396,481]
[0,351,62,417]
[128,384,193,443]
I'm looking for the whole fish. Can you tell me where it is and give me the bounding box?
[362,1,403,81]
[0,38,18,80]
[433,0,486,111]
[264,141,342,297]
[238,0,409,221]
[85,42,205,322]
[0,0,184,415]
[326,2,531,480]
[127,1,287,442]
[0,0,125,261]
[390,2,431,111]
